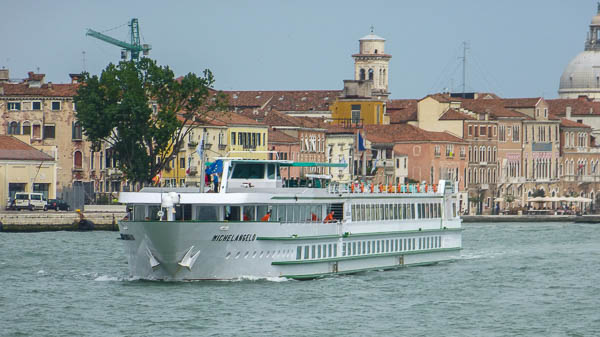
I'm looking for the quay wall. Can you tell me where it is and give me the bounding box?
[0,211,125,232]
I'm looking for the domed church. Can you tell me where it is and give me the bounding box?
[559,4,600,99]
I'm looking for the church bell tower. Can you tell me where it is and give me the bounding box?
[352,27,392,98]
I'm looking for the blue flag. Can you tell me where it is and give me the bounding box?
[358,132,366,151]
[206,159,223,175]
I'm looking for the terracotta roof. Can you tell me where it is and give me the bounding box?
[325,124,355,134]
[224,90,341,112]
[0,83,79,97]
[268,128,299,144]
[387,99,417,123]
[460,100,531,119]
[439,108,475,120]
[560,118,591,129]
[546,98,600,116]
[183,111,264,127]
[501,97,542,108]
[364,124,466,144]
[0,136,54,161]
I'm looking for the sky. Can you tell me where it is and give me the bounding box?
[0,0,596,99]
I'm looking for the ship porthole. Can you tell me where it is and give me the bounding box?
[259,251,264,258]
[252,251,257,258]
[225,252,231,259]
[265,251,270,258]
[235,252,241,259]
[244,251,249,259]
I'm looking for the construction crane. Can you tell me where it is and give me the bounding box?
[86,18,151,60]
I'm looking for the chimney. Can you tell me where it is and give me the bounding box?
[0,69,8,82]
[566,106,572,118]
[69,73,82,84]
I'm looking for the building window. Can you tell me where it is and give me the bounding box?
[72,121,83,140]
[368,69,374,81]
[74,151,83,169]
[32,101,41,110]
[468,125,472,136]
[51,101,61,110]
[351,104,361,124]
[22,121,31,135]
[8,102,21,111]
[180,157,185,169]
[8,121,20,135]
[512,125,520,142]
[434,145,441,157]
[231,132,236,145]
[43,124,55,139]
[359,69,365,80]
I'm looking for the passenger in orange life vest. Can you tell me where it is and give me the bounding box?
[261,210,271,222]
[323,211,334,223]
[311,213,318,221]
[243,213,250,221]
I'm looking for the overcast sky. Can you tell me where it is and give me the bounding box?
[0,0,596,99]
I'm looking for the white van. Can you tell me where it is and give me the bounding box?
[13,192,47,211]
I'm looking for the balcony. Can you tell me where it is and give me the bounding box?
[218,144,227,151]
[532,142,552,152]
[107,167,122,178]
[204,143,213,150]
[187,166,197,176]
[561,175,600,183]
[188,141,198,148]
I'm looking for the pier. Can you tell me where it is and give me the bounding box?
[0,205,126,232]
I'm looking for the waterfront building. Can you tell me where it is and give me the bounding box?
[0,70,94,197]
[0,136,57,208]
[558,118,600,211]
[364,124,468,211]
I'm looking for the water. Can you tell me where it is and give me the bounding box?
[1,222,599,337]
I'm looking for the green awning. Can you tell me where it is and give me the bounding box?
[281,162,347,168]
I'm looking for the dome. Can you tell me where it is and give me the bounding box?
[359,33,385,41]
[558,51,600,97]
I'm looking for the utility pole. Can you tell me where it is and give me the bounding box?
[460,41,469,98]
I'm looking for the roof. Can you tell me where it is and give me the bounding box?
[268,129,299,144]
[387,99,418,123]
[224,90,341,113]
[546,98,600,116]
[460,100,531,119]
[0,136,54,161]
[439,108,475,121]
[560,118,591,129]
[359,33,385,41]
[501,97,542,108]
[184,111,265,127]
[0,83,78,97]
[364,124,466,144]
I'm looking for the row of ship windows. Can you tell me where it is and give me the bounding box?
[225,249,294,260]
[295,236,443,260]
[351,203,442,222]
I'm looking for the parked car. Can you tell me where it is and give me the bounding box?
[47,199,70,211]
[13,192,47,211]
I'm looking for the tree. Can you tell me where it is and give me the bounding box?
[532,189,546,198]
[74,58,226,184]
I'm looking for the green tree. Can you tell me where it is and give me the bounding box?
[74,58,226,184]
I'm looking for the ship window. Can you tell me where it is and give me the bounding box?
[224,206,241,221]
[133,205,145,221]
[243,206,255,221]
[328,244,333,257]
[342,243,346,256]
[352,242,357,255]
[357,241,361,255]
[267,164,276,179]
[386,240,390,252]
[376,240,380,253]
[148,206,161,220]
[304,246,309,259]
[231,163,264,179]
[296,246,302,260]
[318,245,322,258]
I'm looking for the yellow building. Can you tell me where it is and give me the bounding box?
[330,80,388,126]
[0,136,57,208]
[160,112,268,187]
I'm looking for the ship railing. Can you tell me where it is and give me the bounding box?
[327,182,439,194]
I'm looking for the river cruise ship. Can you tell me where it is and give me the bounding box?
[118,159,462,280]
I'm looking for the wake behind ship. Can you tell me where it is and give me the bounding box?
[118,159,461,280]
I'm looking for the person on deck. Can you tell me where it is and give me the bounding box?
[261,211,271,222]
[323,211,334,223]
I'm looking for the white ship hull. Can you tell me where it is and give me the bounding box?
[119,217,461,280]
